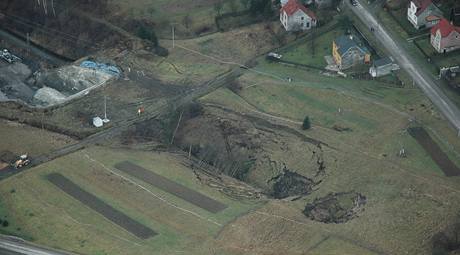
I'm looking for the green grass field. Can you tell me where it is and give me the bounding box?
[0,147,262,255]
[280,27,346,68]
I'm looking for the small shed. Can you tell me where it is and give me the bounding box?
[369,57,399,77]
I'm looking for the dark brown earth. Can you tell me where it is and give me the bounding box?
[303,192,366,223]
[408,127,460,176]
[114,161,227,213]
[269,168,319,199]
[47,173,157,239]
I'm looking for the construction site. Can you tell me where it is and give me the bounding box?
[1,0,460,255]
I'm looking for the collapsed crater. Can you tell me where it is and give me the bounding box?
[303,192,366,223]
[269,168,320,199]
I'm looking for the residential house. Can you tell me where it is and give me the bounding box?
[430,18,460,53]
[280,0,317,31]
[369,57,400,77]
[407,0,442,29]
[332,34,371,70]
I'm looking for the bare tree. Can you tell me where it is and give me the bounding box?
[182,14,193,29]
[214,0,224,16]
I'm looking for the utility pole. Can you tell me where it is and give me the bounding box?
[172,24,175,48]
[102,96,110,123]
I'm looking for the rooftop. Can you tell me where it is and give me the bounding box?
[280,0,317,19]
[334,34,370,55]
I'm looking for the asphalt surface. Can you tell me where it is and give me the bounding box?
[0,236,75,255]
[347,0,460,134]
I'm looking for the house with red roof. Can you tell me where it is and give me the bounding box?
[407,0,442,29]
[280,0,317,31]
[430,18,460,53]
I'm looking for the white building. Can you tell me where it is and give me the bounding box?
[407,0,442,30]
[280,0,317,32]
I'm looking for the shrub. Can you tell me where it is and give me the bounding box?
[137,25,158,46]
[154,46,169,57]
[302,116,311,130]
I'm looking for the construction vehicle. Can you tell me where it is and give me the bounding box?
[13,154,30,169]
[0,49,21,63]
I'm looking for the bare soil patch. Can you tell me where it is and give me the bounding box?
[114,161,227,213]
[47,173,157,239]
[269,168,320,199]
[408,127,460,176]
[303,192,366,223]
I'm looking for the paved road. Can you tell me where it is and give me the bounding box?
[347,0,460,134]
[0,235,75,255]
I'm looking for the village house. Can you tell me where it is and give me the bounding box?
[369,57,400,78]
[430,18,460,53]
[280,0,317,31]
[332,34,371,70]
[407,0,442,29]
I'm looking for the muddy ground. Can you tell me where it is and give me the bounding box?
[47,172,157,239]
[303,192,367,223]
[120,102,333,198]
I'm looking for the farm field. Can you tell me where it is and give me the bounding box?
[0,119,74,158]
[198,79,460,254]
[0,147,262,255]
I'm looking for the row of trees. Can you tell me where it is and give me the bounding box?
[214,0,274,18]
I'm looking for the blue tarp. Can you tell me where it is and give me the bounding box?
[80,61,121,77]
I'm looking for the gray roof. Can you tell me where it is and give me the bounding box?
[334,35,370,56]
[373,57,393,67]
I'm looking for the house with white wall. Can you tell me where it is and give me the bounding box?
[280,0,317,31]
[407,0,442,29]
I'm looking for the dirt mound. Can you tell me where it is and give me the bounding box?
[33,87,66,105]
[36,65,114,94]
[303,192,366,223]
[270,168,319,199]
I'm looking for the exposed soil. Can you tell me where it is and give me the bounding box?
[408,127,460,176]
[114,161,227,213]
[431,222,460,255]
[47,172,157,239]
[171,104,329,195]
[269,168,320,199]
[303,192,367,223]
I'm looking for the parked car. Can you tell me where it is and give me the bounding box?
[350,0,358,6]
[266,52,283,61]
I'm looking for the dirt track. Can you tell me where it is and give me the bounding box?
[408,127,460,176]
[47,173,157,239]
[114,161,227,213]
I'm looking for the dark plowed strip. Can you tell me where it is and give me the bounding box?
[114,161,227,213]
[47,173,157,239]
[408,127,460,176]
